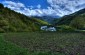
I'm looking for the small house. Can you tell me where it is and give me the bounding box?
[41,26,56,31]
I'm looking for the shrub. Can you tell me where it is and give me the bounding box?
[8,26,17,32]
[58,25,75,31]
[0,28,4,33]
[0,20,8,27]
[0,3,4,9]
[70,15,85,29]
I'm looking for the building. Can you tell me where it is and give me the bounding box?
[41,26,56,31]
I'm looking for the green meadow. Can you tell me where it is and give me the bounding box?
[0,32,85,55]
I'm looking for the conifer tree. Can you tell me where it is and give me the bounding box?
[0,3,4,9]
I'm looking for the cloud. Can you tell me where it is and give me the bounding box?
[2,1,58,16]
[2,0,85,17]
[37,4,41,9]
[22,7,58,16]
[47,0,85,16]
[3,1,25,8]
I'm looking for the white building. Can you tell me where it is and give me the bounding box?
[41,26,56,31]
[41,26,47,30]
[47,27,56,31]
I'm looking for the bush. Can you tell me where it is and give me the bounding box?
[70,15,85,29]
[0,28,4,33]
[8,26,17,32]
[0,3,4,9]
[0,20,8,27]
[58,25,75,31]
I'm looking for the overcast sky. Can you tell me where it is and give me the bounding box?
[0,0,85,17]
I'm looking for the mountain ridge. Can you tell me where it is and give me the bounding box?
[0,3,49,32]
[54,8,85,29]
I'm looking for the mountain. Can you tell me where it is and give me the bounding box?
[32,16,59,24]
[0,3,49,32]
[54,8,85,29]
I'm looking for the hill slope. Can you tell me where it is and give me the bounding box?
[0,3,49,32]
[32,16,59,24]
[54,8,85,29]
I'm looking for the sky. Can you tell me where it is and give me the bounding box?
[0,0,85,17]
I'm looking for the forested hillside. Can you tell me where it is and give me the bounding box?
[54,8,85,29]
[0,3,49,32]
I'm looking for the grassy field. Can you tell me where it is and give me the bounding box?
[0,33,29,55]
[0,32,84,55]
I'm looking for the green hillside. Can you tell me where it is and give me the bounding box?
[54,8,85,29]
[0,3,49,32]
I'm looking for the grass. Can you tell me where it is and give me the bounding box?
[0,33,29,55]
[0,32,66,55]
[2,32,85,55]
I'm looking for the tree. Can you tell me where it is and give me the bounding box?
[0,3,4,9]
[70,15,85,29]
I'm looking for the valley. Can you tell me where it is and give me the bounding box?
[0,3,85,55]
